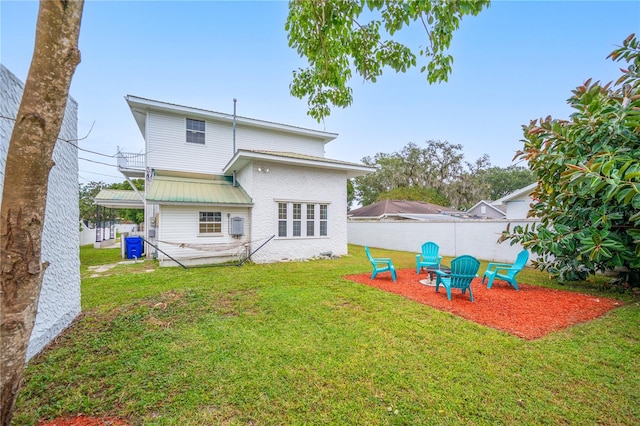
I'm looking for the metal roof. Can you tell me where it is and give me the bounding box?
[249,150,370,167]
[146,175,252,205]
[94,189,144,209]
[223,149,375,179]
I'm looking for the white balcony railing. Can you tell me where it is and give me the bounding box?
[116,151,145,170]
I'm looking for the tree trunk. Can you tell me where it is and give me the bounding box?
[1,1,83,424]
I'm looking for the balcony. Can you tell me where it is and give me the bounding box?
[117,150,146,178]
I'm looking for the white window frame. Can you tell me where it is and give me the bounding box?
[275,201,329,238]
[319,204,328,236]
[186,118,205,144]
[292,203,302,237]
[199,211,222,235]
[278,203,288,237]
[306,203,315,237]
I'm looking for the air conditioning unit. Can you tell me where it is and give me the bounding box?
[230,217,244,236]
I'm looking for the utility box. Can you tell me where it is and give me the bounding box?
[230,217,244,236]
[125,236,143,259]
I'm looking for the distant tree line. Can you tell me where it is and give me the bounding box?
[80,179,145,226]
[350,140,535,210]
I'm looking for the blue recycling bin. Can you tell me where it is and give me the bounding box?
[125,236,143,259]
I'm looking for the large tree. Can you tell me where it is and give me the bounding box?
[353,140,492,208]
[501,34,640,287]
[476,165,535,200]
[286,0,490,121]
[0,2,84,423]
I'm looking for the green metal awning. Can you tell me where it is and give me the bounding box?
[94,189,144,209]
[147,175,253,206]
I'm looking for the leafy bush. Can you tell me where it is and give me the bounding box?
[502,34,640,288]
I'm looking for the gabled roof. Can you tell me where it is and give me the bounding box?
[491,182,538,205]
[125,95,338,143]
[466,200,507,216]
[223,149,375,179]
[147,173,252,206]
[348,199,461,219]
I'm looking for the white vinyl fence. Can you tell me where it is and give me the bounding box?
[79,223,140,247]
[347,219,537,264]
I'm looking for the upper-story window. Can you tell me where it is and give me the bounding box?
[186,118,205,144]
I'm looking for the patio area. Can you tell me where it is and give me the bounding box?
[344,268,623,340]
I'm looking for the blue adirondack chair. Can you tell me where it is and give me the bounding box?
[365,246,397,282]
[435,255,480,302]
[416,242,442,274]
[481,250,529,290]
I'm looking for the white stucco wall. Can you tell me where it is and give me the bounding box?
[0,64,81,361]
[241,161,348,262]
[347,219,537,264]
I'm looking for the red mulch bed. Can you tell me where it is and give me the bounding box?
[344,268,623,340]
[37,415,130,426]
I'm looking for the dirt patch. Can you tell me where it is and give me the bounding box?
[37,415,130,425]
[87,261,155,278]
[344,268,623,340]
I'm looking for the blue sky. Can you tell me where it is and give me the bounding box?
[2,0,639,184]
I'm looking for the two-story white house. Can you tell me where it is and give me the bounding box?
[104,96,374,266]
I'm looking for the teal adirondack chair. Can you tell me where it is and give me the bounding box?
[481,250,529,290]
[435,255,480,302]
[365,246,397,282]
[416,242,442,274]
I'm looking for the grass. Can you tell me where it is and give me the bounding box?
[13,245,640,425]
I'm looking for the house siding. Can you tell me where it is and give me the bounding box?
[467,203,505,219]
[146,111,231,175]
[0,64,81,360]
[505,197,532,219]
[235,126,325,157]
[156,205,251,266]
[241,161,348,262]
[145,110,326,175]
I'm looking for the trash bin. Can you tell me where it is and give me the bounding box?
[125,236,143,259]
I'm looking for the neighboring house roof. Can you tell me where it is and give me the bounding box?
[348,199,461,219]
[147,173,253,206]
[466,200,507,216]
[492,182,538,205]
[393,213,465,221]
[94,189,144,209]
[223,149,375,179]
[125,95,338,143]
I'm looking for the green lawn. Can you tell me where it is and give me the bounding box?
[13,245,640,425]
